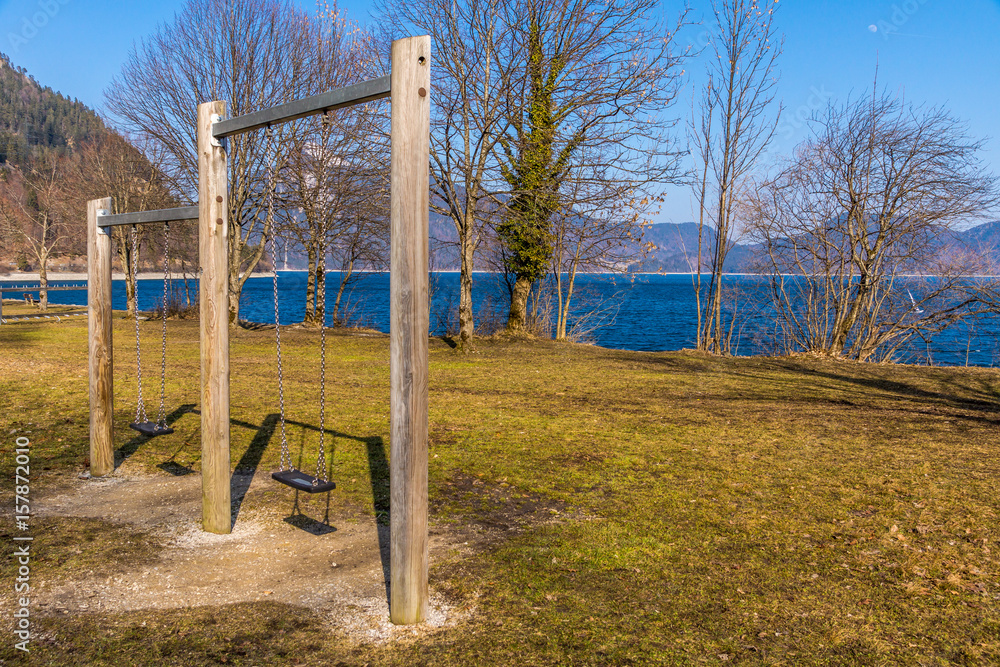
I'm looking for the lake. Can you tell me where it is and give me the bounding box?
[12,272,1000,367]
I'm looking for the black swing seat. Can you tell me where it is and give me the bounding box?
[129,422,175,437]
[272,469,336,494]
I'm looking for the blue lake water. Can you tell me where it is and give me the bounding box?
[9,272,1000,367]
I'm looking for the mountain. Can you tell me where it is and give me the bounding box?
[957,220,1000,254]
[424,218,757,273]
[0,52,106,166]
[633,220,1000,274]
[632,222,755,273]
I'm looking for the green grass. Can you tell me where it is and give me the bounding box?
[1,316,999,665]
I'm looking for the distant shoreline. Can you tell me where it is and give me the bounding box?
[4,270,999,282]
[0,271,275,282]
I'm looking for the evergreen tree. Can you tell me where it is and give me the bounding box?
[0,51,106,167]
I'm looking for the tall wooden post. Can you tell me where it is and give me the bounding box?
[198,101,232,534]
[87,197,114,477]
[389,35,431,625]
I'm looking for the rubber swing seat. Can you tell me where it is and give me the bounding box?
[272,469,336,494]
[129,422,175,437]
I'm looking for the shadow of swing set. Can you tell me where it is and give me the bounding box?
[85,36,431,626]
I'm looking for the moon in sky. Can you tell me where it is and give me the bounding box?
[868,24,878,33]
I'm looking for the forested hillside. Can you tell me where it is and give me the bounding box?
[0,52,106,166]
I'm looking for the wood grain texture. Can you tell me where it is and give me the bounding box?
[388,35,431,626]
[87,197,114,477]
[198,101,232,534]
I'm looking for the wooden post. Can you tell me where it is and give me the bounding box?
[389,35,431,625]
[198,101,232,534]
[87,197,114,477]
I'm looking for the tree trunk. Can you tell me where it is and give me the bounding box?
[125,278,137,319]
[114,230,138,319]
[304,243,318,325]
[181,256,191,308]
[458,228,475,345]
[38,256,48,311]
[315,253,326,328]
[227,273,242,325]
[506,276,532,332]
[556,262,578,340]
[333,258,353,326]
[228,221,269,327]
[126,246,137,318]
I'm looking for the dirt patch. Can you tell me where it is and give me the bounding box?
[433,471,575,540]
[16,463,580,646]
[23,468,468,644]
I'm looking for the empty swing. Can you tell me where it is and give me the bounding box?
[265,127,336,494]
[129,223,175,437]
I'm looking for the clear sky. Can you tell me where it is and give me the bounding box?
[1,0,998,224]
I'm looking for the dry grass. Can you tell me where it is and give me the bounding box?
[0,316,998,665]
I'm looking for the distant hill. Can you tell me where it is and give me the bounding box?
[0,52,106,166]
[956,220,1000,255]
[267,213,1000,276]
[632,222,755,273]
[637,220,1000,274]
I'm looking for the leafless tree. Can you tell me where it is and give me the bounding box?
[0,155,80,311]
[691,0,782,354]
[75,132,178,318]
[548,147,657,340]
[496,0,688,333]
[378,0,514,347]
[279,8,388,327]
[744,89,1000,362]
[106,0,314,325]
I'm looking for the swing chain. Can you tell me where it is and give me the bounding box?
[316,247,328,483]
[131,225,148,425]
[314,111,331,484]
[267,126,292,472]
[157,222,170,428]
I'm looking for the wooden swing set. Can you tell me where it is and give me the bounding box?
[85,36,431,625]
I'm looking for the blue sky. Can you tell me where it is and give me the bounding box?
[1,0,998,223]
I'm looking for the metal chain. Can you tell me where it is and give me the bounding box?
[131,226,148,424]
[266,126,291,472]
[157,223,170,428]
[314,111,331,484]
[316,253,328,483]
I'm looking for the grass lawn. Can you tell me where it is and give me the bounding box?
[0,315,998,665]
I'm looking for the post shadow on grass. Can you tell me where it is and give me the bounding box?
[784,364,1000,422]
[229,413,281,527]
[114,403,196,469]
[365,435,392,602]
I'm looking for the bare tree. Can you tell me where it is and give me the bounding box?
[378,0,514,347]
[106,0,313,325]
[496,0,687,333]
[0,154,80,311]
[691,0,782,354]
[75,132,178,318]
[283,124,389,327]
[279,7,388,327]
[744,90,1000,362]
[548,147,657,340]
